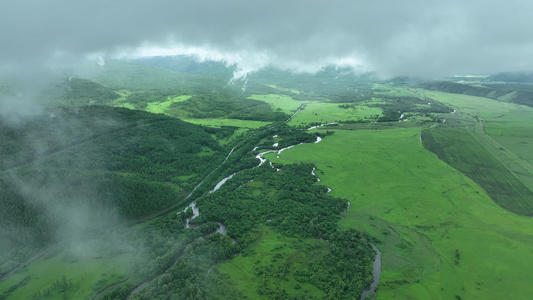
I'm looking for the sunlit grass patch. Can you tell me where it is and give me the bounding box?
[266,128,533,300]
[211,225,327,299]
[145,95,192,114]
[182,118,270,129]
[0,245,131,300]
[247,94,303,114]
[288,102,382,126]
[422,126,533,214]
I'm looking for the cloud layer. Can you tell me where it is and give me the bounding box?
[1,0,533,77]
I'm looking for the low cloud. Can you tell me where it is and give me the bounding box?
[1,0,533,79]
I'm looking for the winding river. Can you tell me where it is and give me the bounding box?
[128,129,379,299]
[210,173,236,194]
[359,244,382,300]
[307,122,338,130]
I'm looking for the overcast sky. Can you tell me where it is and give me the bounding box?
[1,0,533,78]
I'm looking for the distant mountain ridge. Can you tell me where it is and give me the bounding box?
[489,72,533,83]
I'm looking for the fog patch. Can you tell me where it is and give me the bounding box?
[0,94,44,126]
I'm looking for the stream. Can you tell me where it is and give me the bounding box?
[256,150,276,167]
[306,122,337,130]
[216,223,227,235]
[127,131,377,299]
[285,104,306,123]
[177,202,199,228]
[210,173,236,194]
[276,143,304,158]
[359,243,382,300]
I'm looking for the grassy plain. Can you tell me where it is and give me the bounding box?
[0,245,131,300]
[288,102,382,127]
[212,225,328,299]
[418,89,533,166]
[416,89,533,196]
[145,95,192,114]
[247,94,303,114]
[181,118,270,129]
[481,109,533,166]
[111,94,193,115]
[422,126,533,214]
[267,128,533,299]
[248,93,383,127]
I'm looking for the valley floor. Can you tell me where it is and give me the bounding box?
[271,126,533,299]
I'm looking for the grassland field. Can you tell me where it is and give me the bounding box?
[422,126,533,214]
[288,102,383,127]
[416,88,533,165]
[247,93,384,127]
[246,94,303,114]
[1,243,132,300]
[181,118,270,129]
[211,225,328,299]
[145,95,192,114]
[266,127,533,300]
[111,94,192,115]
[415,88,533,195]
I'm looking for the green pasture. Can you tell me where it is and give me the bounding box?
[0,245,131,300]
[211,225,327,298]
[112,94,193,115]
[481,108,533,166]
[419,89,516,116]
[373,83,418,97]
[111,90,132,108]
[181,118,270,129]
[247,94,303,114]
[288,102,382,127]
[419,88,533,186]
[265,128,533,299]
[422,126,533,214]
[145,95,192,114]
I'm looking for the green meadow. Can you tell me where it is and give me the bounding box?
[418,89,533,191]
[1,245,131,300]
[422,126,533,214]
[145,95,192,114]
[248,93,383,127]
[247,94,303,114]
[111,94,192,115]
[418,89,533,161]
[211,225,328,299]
[267,128,533,299]
[181,118,270,129]
[288,102,382,126]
